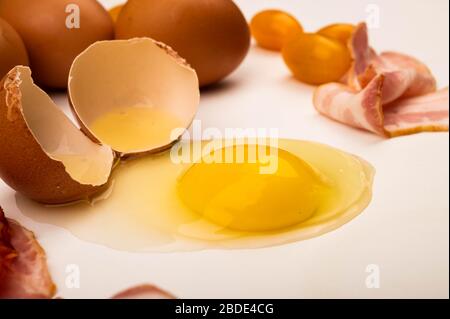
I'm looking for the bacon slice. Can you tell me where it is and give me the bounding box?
[384,88,449,137]
[0,207,56,299]
[314,22,448,137]
[314,75,385,135]
[348,24,437,98]
[111,284,176,299]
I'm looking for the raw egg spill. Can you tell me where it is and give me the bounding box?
[89,106,184,154]
[18,139,374,252]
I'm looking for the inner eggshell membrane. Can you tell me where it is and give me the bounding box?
[68,38,200,155]
[18,67,113,186]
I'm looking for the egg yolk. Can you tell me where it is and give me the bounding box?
[177,144,329,232]
[250,10,303,51]
[282,33,351,85]
[89,106,182,153]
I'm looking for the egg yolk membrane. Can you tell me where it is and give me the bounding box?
[177,144,330,232]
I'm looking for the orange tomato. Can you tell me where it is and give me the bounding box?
[250,10,303,51]
[282,33,351,85]
[317,23,355,46]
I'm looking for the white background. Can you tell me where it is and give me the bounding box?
[0,0,448,298]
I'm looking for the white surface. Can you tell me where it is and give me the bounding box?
[1,0,449,298]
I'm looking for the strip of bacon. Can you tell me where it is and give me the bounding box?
[314,22,448,137]
[384,88,449,137]
[314,75,385,135]
[111,284,176,299]
[0,207,56,299]
[348,23,436,98]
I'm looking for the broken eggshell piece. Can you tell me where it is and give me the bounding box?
[0,66,114,204]
[68,38,200,158]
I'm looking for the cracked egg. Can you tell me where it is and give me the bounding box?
[0,38,199,204]
[0,66,114,204]
[68,38,200,158]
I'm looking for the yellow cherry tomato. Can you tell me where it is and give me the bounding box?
[282,33,351,85]
[317,23,355,46]
[250,10,303,51]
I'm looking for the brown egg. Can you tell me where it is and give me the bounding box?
[0,66,114,204]
[0,18,29,79]
[0,0,114,89]
[115,0,250,87]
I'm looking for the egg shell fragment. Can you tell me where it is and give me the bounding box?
[0,66,114,204]
[68,38,200,158]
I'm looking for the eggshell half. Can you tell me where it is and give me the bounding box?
[0,66,114,204]
[68,38,200,158]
